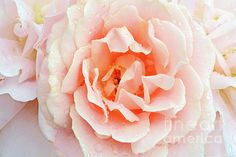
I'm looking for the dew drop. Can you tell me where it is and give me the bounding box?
[95,143,103,153]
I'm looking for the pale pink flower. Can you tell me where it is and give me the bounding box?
[37,0,218,156]
[178,0,236,156]
[0,0,71,129]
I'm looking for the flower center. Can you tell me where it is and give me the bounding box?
[112,68,121,86]
[33,4,44,24]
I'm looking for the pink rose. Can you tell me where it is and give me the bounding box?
[0,0,71,129]
[178,0,236,156]
[38,0,217,156]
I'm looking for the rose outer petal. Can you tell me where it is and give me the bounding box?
[70,105,168,156]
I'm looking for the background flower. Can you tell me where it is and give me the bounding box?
[177,0,236,156]
[0,0,72,132]
[37,0,217,156]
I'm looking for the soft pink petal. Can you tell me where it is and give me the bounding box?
[71,104,169,156]
[226,52,236,71]
[147,20,169,70]
[47,40,72,127]
[209,20,236,52]
[131,114,172,154]
[22,23,38,57]
[214,0,236,13]
[75,0,105,48]
[151,19,188,70]
[142,74,175,103]
[111,112,150,143]
[104,5,150,53]
[156,79,186,116]
[109,0,169,21]
[0,94,25,129]
[214,48,231,76]
[82,59,108,119]
[54,129,83,157]
[176,64,204,101]
[0,77,36,102]
[101,26,149,54]
[190,22,216,86]
[166,3,193,57]
[61,46,90,94]
[117,60,145,97]
[213,90,236,156]
[163,101,201,143]
[224,87,236,111]
[74,86,150,143]
[0,0,16,39]
[105,100,139,122]
[37,58,53,124]
[168,84,215,156]
[0,39,22,77]
[90,39,112,74]
[211,72,236,89]
[70,105,135,156]
[118,79,185,113]
[38,106,56,142]
[205,115,228,157]
[0,38,35,82]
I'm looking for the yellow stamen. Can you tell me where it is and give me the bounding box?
[33,4,44,24]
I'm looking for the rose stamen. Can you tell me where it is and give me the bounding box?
[112,69,121,86]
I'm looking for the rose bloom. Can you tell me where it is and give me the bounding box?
[37,0,218,156]
[0,0,70,129]
[178,0,236,156]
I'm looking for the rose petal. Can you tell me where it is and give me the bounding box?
[131,114,172,154]
[90,39,112,74]
[147,20,169,70]
[142,74,175,103]
[151,19,188,70]
[71,103,169,156]
[47,39,72,127]
[190,22,216,86]
[38,106,56,142]
[176,64,204,101]
[82,59,108,119]
[0,77,36,102]
[205,114,228,157]
[163,101,201,143]
[101,26,149,54]
[61,46,90,94]
[105,99,139,122]
[168,86,215,156]
[118,79,185,113]
[0,94,25,129]
[74,86,150,143]
[209,20,236,52]
[105,5,151,53]
[117,60,145,97]
[54,129,83,157]
[213,90,236,156]
[211,72,236,89]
